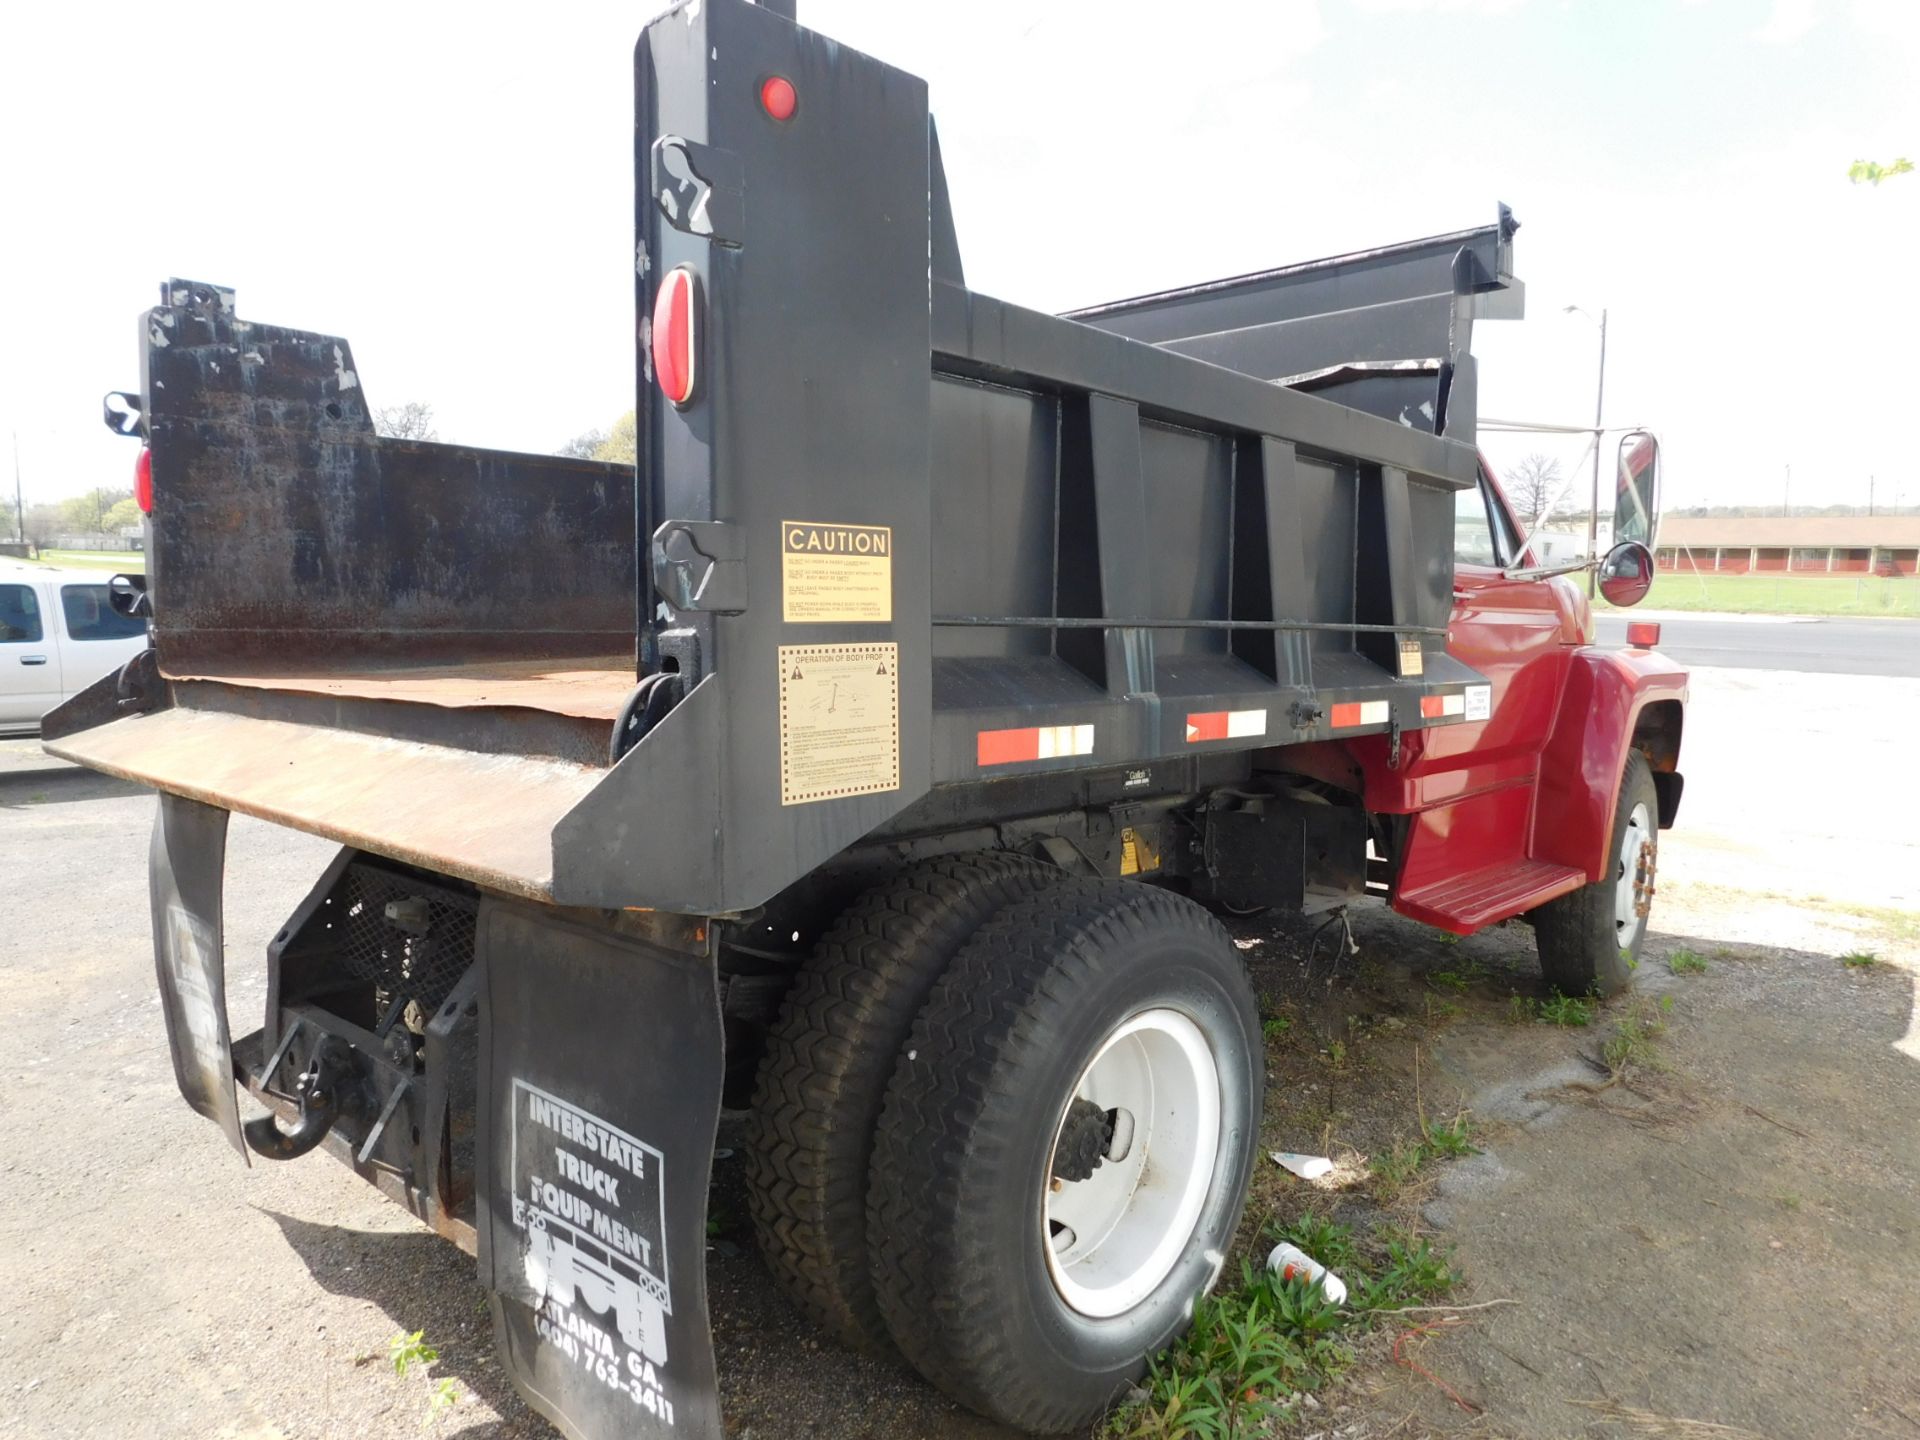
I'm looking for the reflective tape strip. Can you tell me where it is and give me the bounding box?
[1420,693,1467,719]
[1329,700,1390,728]
[1184,708,1268,743]
[977,723,1095,767]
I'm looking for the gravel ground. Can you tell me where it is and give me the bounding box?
[2,662,1915,1440]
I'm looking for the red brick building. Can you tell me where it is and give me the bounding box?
[1655,516,1920,576]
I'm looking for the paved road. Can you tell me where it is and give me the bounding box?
[1594,611,1920,677]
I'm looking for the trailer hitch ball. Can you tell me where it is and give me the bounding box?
[243,1039,342,1161]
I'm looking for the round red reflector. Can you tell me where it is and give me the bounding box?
[134,446,153,514]
[651,266,698,407]
[760,75,797,122]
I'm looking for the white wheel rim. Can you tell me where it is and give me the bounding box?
[1614,800,1654,946]
[1042,1008,1221,1319]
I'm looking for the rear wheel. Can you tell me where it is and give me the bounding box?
[1534,750,1659,997]
[743,853,1056,1354]
[867,879,1262,1433]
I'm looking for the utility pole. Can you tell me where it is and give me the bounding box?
[11,430,22,543]
[1566,306,1608,597]
[1868,475,1874,517]
[1783,463,1790,517]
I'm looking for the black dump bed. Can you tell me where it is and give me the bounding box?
[47,0,1520,915]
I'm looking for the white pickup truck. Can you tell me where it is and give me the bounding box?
[0,564,149,734]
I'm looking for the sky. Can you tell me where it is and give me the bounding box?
[2,0,1916,522]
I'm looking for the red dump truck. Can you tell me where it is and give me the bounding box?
[47,2,1686,1434]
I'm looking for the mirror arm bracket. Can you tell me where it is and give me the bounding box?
[1501,558,1594,583]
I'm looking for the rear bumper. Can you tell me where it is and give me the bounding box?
[143,797,730,1438]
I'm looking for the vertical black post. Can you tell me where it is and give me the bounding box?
[1258,437,1313,690]
[1087,394,1155,697]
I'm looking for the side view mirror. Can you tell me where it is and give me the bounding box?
[1614,431,1661,550]
[1598,540,1656,608]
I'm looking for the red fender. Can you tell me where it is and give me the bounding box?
[1531,646,1688,884]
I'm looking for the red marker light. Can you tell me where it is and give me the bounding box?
[760,75,797,122]
[651,265,699,407]
[134,446,153,514]
[1626,620,1661,649]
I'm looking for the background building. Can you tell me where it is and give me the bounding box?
[1655,515,1920,576]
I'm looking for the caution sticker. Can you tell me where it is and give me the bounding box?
[782,521,892,623]
[1397,636,1424,678]
[778,643,901,805]
[1120,827,1161,876]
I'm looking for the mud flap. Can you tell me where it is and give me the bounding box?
[476,902,725,1440]
[149,792,248,1162]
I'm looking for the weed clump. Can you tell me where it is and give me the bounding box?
[1667,949,1708,975]
[1535,990,1596,1027]
[388,1330,460,1425]
[1368,1115,1476,1201]
[1106,1218,1458,1439]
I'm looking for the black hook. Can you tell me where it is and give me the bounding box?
[243,1040,341,1161]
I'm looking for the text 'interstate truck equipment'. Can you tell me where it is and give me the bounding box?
[46,2,1686,1435]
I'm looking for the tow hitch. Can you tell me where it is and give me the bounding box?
[243,1035,342,1160]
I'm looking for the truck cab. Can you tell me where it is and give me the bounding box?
[0,565,149,733]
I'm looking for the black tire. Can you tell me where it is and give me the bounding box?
[743,853,1057,1355]
[866,879,1263,1434]
[1534,750,1659,998]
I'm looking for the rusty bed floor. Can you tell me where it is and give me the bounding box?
[160,655,639,721]
[47,655,642,898]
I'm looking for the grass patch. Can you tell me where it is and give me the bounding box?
[1419,1114,1476,1159]
[1107,1220,1456,1439]
[1601,1002,1671,1077]
[1505,989,1598,1026]
[1594,570,1920,617]
[18,549,145,570]
[1274,1213,1360,1274]
[1368,1115,1476,1201]
[1353,1228,1457,1309]
[1535,990,1596,1027]
[1262,1015,1292,1040]
[1839,951,1881,968]
[1673,882,1920,949]
[1667,948,1708,975]
[1368,1141,1425,1201]
[1426,958,1489,995]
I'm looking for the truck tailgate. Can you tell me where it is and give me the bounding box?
[47,704,600,900]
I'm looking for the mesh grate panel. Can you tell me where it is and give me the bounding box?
[325,863,478,1015]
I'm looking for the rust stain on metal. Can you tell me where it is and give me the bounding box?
[47,708,598,901]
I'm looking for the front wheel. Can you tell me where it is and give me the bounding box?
[866,880,1262,1434]
[1534,750,1659,997]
